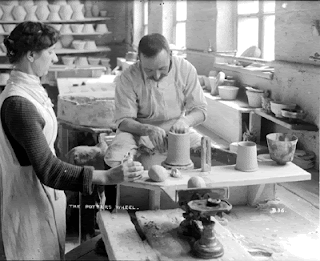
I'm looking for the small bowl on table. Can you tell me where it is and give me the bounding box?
[270,101,296,118]
[218,86,239,100]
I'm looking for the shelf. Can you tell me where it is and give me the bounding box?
[0,46,110,56]
[0,17,111,24]
[255,108,318,131]
[0,31,112,36]
[49,65,106,71]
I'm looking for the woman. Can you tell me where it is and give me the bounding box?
[0,21,143,260]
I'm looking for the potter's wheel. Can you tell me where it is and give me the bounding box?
[162,160,194,170]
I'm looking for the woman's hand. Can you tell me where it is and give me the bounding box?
[107,160,144,184]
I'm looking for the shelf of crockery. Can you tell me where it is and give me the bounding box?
[0,17,112,24]
[0,31,112,36]
[0,46,111,56]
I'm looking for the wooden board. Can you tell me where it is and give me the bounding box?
[201,93,253,143]
[97,210,160,261]
[122,161,311,193]
[135,209,255,261]
[255,109,318,131]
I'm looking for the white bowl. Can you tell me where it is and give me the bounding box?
[218,86,239,100]
[270,101,296,118]
[87,56,100,65]
[72,40,86,50]
[61,55,75,65]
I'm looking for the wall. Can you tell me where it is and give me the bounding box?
[206,1,319,169]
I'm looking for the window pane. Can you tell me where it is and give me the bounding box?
[237,0,259,15]
[263,15,275,60]
[144,1,148,25]
[237,17,259,56]
[176,0,187,21]
[176,22,186,49]
[263,1,275,13]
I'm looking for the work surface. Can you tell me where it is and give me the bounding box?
[97,209,255,261]
[123,161,311,191]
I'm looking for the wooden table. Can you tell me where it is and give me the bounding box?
[97,209,255,261]
[120,161,311,209]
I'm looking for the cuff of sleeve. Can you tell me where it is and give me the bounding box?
[82,166,95,195]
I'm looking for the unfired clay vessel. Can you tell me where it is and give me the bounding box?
[74,56,89,66]
[84,40,97,50]
[24,5,38,21]
[82,24,95,33]
[71,4,84,20]
[60,35,74,48]
[60,24,72,34]
[70,24,84,33]
[95,23,108,33]
[91,3,100,17]
[59,4,73,20]
[84,5,92,17]
[162,131,194,169]
[0,6,3,20]
[48,4,61,21]
[235,141,258,172]
[35,3,50,20]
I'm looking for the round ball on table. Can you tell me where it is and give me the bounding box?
[148,165,169,182]
[187,176,207,188]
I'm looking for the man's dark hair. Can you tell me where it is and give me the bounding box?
[4,21,59,64]
[138,33,170,58]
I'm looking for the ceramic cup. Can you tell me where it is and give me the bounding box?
[84,40,97,50]
[87,56,100,66]
[70,24,84,33]
[61,55,75,65]
[74,56,88,66]
[72,40,86,50]
[235,141,259,172]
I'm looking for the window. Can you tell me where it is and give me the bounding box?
[175,0,187,49]
[143,0,149,35]
[237,0,275,60]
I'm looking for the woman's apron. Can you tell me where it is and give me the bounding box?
[0,72,66,260]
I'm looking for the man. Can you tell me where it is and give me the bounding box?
[104,33,207,168]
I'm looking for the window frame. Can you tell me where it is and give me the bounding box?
[143,0,149,36]
[235,0,275,60]
[174,0,187,49]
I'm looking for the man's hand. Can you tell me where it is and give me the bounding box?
[170,117,190,134]
[145,125,168,153]
[107,161,144,184]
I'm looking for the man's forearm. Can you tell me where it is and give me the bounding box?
[118,118,149,136]
[184,109,206,127]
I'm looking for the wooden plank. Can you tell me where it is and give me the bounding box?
[0,18,111,24]
[255,109,318,131]
[122,161,311,192]
[97,210,159,261]
[58,119,115,134]
[65,235,103,260]
[135,209,255,261]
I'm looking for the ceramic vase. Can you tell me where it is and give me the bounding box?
[24,5,38,21]
[84,5,92,17]
[91,3,99,17]
[235,141,258,172]
[21,0,34,6]
[12,5,27,21]
[70,24,84,33]
[84,40,97,50]
[1,4,14,21]
[60,35,74,48]
[35,4,50,20]
[59,4,73,20]
[71,4,84,20]
[0,6,3,20]
[164,131,193,168]
[82,23,95,33]
[35,0,49,6]
[48,4,61,21]
[95,23,108,33]
[53,0,67,5]
[60,24,72,34]
[74,56,88,66]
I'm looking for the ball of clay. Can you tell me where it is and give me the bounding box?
[148,165,169,182]
[187,176,206,188]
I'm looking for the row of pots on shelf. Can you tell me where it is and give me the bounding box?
[0,22,108,34]
[56,39,97,50]
[0,2,106,21]
[61,56,110,67]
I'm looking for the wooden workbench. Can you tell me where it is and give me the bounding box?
[120,161,311,209]
[97,209,255,261]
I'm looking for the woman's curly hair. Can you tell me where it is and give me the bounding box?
[3,21,60,64]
